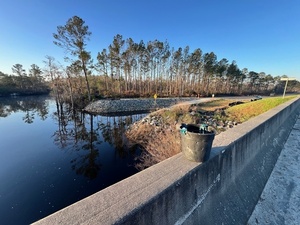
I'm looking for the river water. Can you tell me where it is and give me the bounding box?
[0,96,145,225]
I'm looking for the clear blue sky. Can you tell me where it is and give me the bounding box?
[0,0,299,80]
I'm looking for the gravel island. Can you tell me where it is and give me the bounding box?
[84,98,197,115]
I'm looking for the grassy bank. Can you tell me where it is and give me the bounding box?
[225,96,297,122]
[126,96,298,170]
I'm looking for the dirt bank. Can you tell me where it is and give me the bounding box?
[125,99,242,170]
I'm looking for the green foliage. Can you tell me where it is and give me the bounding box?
[53,15,92,101]
[161,110,178,122]
[0,70,49,96]
[4,16,300,106]
[225,96,298,122]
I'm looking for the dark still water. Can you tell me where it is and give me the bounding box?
[0,96,145,225]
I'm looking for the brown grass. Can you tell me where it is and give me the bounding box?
[127,97,290,170]
[126,108,182,170]
[126,99,238,170]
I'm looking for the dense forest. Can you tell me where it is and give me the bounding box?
[1,16,299,107]
[0,64,49,96]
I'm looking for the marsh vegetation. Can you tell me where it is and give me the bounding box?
[126,96,298,169]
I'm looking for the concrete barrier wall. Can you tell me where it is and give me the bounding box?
[34,97,300,225]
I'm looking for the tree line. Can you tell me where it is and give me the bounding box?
[0,64,49,96]
[49,15,300,104]
[1,15,299,106]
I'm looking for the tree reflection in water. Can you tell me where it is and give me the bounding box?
[0,96,145,180]
[0,96,147,224]
[0,96,49,122]
[99,115,137,159]
[52,99,146,179]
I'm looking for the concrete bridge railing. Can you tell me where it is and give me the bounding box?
[34,97,300,225]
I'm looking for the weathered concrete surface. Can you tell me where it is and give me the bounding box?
[33,97,300,225]
[248,114,300,225]
[177,97,300,225]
